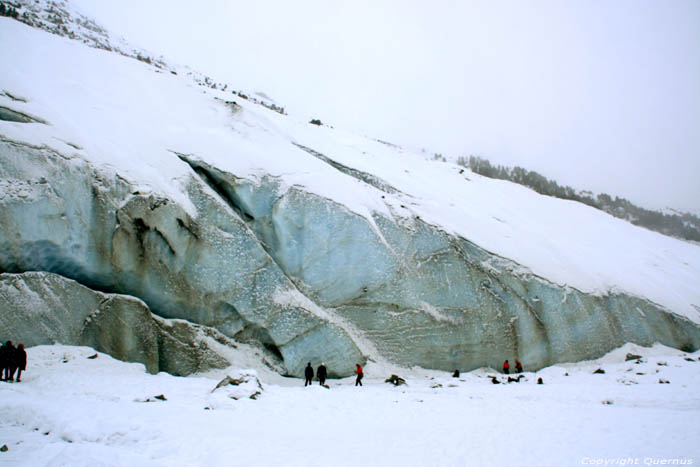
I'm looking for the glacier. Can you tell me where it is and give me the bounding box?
[1,3,700,377]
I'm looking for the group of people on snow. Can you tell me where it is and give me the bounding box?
[305,359,527,387]
[304,362,364,387]
[305,362,328,386]
[0,341,27,383]
[502,359,523,374]
[1,344,533,388]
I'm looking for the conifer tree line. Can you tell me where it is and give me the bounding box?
[456,155,700,242]
[0,2,20,18]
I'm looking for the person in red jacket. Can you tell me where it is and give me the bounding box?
[515,359,523,374]
[503,360,510,374]
[354,363,363,387]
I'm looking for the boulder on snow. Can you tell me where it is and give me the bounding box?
[134,395,167,403]
[593,368,606,374]
[212,372,264,400]
[212,376,249,391]
[385,374,406,386]
[625,353,643,361]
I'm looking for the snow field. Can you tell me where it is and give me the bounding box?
[0,344,698,466]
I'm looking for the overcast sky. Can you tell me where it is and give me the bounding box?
[72,0,700,213]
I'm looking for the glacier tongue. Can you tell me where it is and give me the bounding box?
[1,137,698,376]
[1,9,700,377]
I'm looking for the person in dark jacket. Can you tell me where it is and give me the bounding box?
[0,341,8,381]
[317,363,328,386]
[1,341,15,381]
[354,363,363,387]
[503,360,510,374]
[6,341,18,382]
[15,344,26,382]
[515,359,523,374]
[304,362,314,386]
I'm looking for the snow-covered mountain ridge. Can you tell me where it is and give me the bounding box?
[1,1,699,377]
[0,0,282,113]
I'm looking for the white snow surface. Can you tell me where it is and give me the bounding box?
[0,344,698,466]
[1,16,700,323]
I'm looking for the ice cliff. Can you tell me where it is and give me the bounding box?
[1,1,699,377]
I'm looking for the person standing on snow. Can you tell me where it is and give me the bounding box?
[6,341,18,382]
[317,363,328,386]
[354,363,364,387]
[515,359,523,374]
[304,362,314,386]
[15,344,26,382]
[503,360,510,374]
[1,341,16,381]
[0,341,8,381]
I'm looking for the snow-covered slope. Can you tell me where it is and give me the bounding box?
[1,1,700,377]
